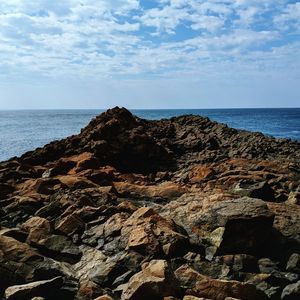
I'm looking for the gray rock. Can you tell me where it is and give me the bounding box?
[195,197,274,258]
[281,280,300,299]
[286,254,300,274]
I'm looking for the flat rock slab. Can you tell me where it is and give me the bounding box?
[5,276,63,300]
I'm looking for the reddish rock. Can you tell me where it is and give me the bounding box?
[175,265,265,300]
[55,213,85,236]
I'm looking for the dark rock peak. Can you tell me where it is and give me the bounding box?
[18,107,300,173]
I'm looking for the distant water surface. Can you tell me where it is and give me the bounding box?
[0,108,299,162]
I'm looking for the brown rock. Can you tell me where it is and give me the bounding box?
[175,265,265,300]
[55,213,85,236]
[121,207,188,257]
[189,165,215,183]
[0,235,38,262]
[21,217,51,244]
[121,260,181,300]
[103,213,128,237]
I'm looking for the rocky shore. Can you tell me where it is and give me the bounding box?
[0,107,300,300]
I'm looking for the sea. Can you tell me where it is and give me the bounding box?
[0,108,299,162]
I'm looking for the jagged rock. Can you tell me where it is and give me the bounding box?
[0,235,38,262]
[121,260,181,300]
[4,276,63,300]
[55,213,85,236]
[37,235,81,263]
[281,280,300,299]
[286,254,300,274]
[120,207,188,257]
[42,159,76,178]
[193,197,274,259]
[258,258,280,274]
[215,254,258,273]
[232,180,275,202]
[175,265,265,300]
[188,165,215,183]
[286,192,300,205]
[21,217,51,244]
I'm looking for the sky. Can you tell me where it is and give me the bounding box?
[0,0,299,109]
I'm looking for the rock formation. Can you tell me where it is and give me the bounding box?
[0,107,299,300]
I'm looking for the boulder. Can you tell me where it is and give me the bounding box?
[193,197,274,258]
[0,235,38,262]
[286,254,300,274]
[4,276,63,300]
[37,235,81,263]
[42,159,76,177]
[175,265,265,300]
[55,213,85,236]
[21,217,51,244]
[232,181,275,202]
[121,260,181,300]
[121,207,188,257]
[281,280,300,300]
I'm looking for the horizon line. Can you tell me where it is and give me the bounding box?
[0,106,300,111]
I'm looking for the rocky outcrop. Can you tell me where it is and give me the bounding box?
[0,107,299,300]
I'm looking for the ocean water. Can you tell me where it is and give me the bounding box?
[0,108,299,162]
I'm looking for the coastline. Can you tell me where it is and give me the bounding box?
[1,107,300,162]
[0,107,299,299]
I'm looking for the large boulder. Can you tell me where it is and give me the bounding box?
[193,197,274,259]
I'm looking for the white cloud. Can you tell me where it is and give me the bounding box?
[0,0,299,84]
[274,2,300,31]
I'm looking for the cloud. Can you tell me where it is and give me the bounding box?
[0,0,299,84]
[274,2,300,31]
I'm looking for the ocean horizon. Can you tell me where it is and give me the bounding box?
[1,107,299,162]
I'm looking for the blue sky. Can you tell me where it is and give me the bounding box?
[0,0,299,109]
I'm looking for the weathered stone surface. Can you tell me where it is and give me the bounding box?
[286,254,300,274]
[193,197,274,258]
[121,260,181,300]
[120,207,188,257]
[38,235,81,262]
[21,217,51,244]
[281,280,300,300]
[55,213,85,236]
[232,180,275,202]
[175,265,265,300]
[4,276,63,300]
